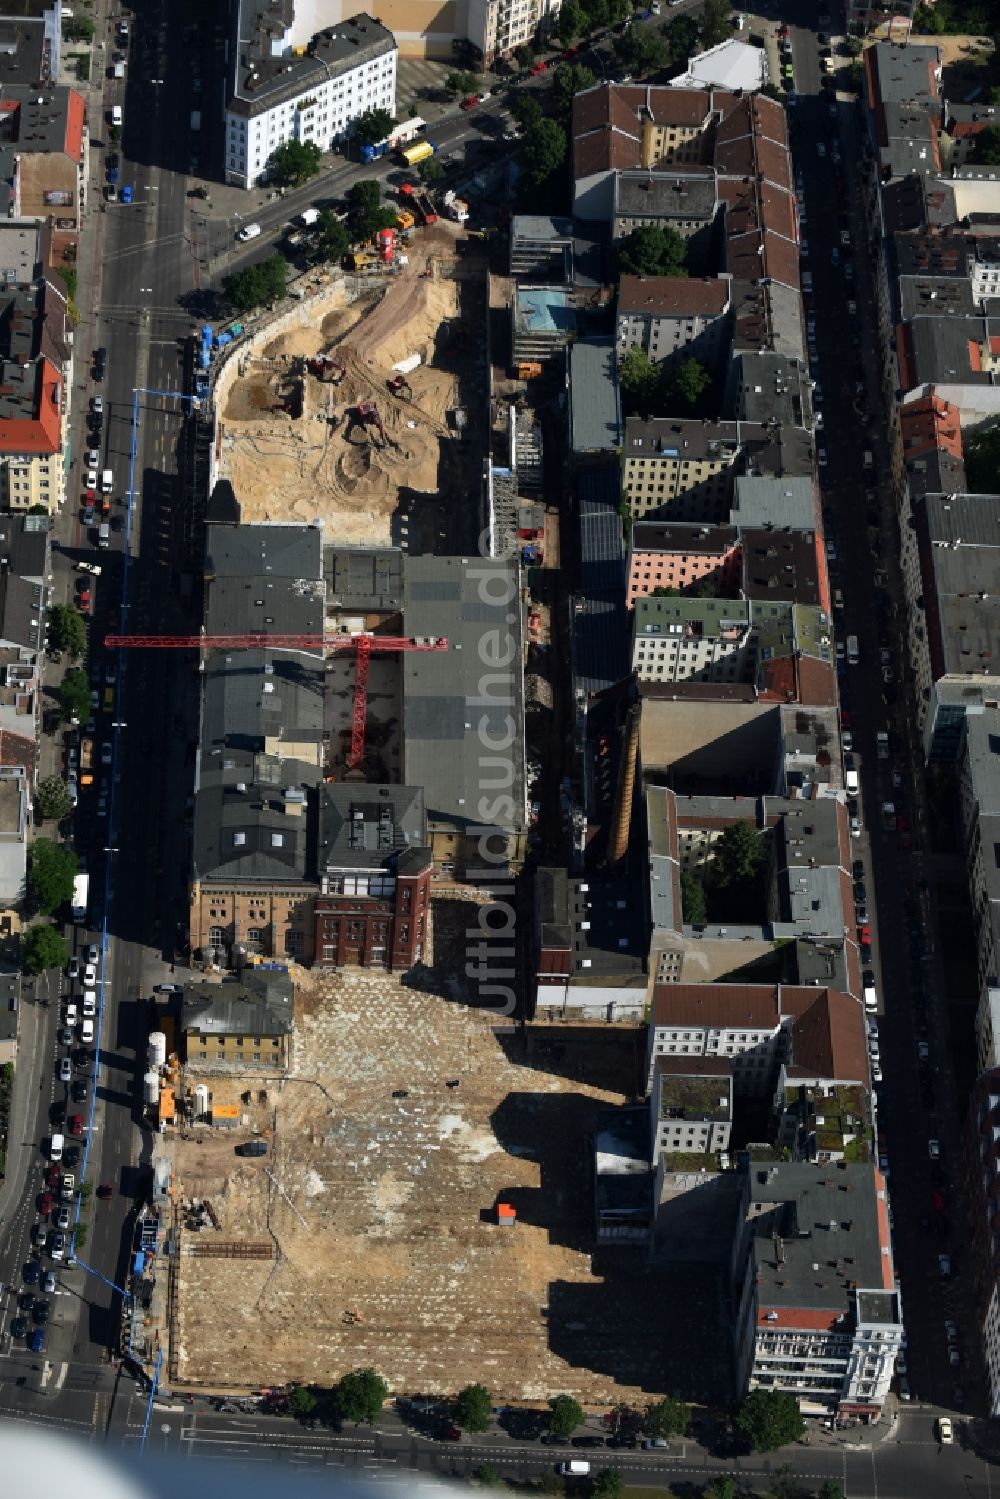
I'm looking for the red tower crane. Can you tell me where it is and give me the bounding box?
[105,631,448,772]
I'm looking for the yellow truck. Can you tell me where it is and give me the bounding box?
[400,139,435,167]
[396,208,416,232]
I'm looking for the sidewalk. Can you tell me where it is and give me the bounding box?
[0,982,51,1227]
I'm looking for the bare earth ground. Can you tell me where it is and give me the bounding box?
[169,898,731,1405]
[216,222,474,545]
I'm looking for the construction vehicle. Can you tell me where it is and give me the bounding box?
[345,249,381,273]
[442,190,469,224]
[105,631,449,772]
[412,191,437,227]
[399,138,436,168]
[387,375,413,401]
[354,400,396,450]
[306,355,346,383]
[80,738,94,788]
[516,361,543,380]
[396,208,416,232]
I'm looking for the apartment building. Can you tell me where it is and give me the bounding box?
[964,1068,1000,1415]
[956,712,1000,1066]
[225,8,396,189]
[621,418,814,523]
[631,594,833,696]
[734,1161,901,1418]
[617,275,731,373]
[651,1056,733,1157]
[0,274,69,515]
[466,0,562,67]
[940,101,1000,170]
[532,865,647,1020]
[0,87,86,231]
[181,971,294,1071]
[612,169,718,242]
[626,520,822,610]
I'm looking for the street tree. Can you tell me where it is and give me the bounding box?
[270,139,322,186]
[594,1471,624,1498]
[348,179,388,240]
[617,222,688,277]
[454,1383,493,1433]
[582,0,611,30]
[668,356,711,411]
[473,1464,505,1488]
[59,667,90,726]
[618,347,661,416]
[817,1484,845,1499]
[317,211,350,263]
[558,1,585,43]
[514,45,536,70]
[550,63,597,120]
[224,255,287,312]
[700,0,734,49]
[707,1478,741,1499]
[614,23,669,72]
[417,155,445,185]
[289,1386,319,1418]
[518,117,567,186]
[643,1396,691,1439]
[352,107,396,148]
[665,13,700,66]
[511,92,544,131]
[333,1367,389,1425]
[27,838,77,916]
[47,603,86,660]
[35,776,73,824]
[445,70,479,95]
[547,1394,584,1436]
[734,1388,804,1452]
[22,923,67,975]
[770,1467,808,1499]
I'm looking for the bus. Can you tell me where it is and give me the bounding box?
[400,139,435,168]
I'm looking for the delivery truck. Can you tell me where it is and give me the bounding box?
[399,139,435,168]
[71,873,89,924]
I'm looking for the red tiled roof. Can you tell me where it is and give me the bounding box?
[65,90,85,162]
[782,988,869,1085]
[0,357,62,456]
[618,274,730,318]
[899,393,964,462]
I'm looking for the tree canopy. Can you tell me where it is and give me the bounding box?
[594,1471,624,1498]
[333,1367,388,1425]
[644,1396,691,1440]
[352,107,396,148]
[270,138,322,186]
[701,0,734,49]
[518,117,567,187]
[454,1383,493,1432]
[59,667,91,726]
[714,819,763,889]
[547,1394,584,1436]
[47,603,86,660]
[558,2,585,43]
[36,776,73,823]
[27,838,77,916]
[347,179,398,241]
[288,1385,318,1418]
[224,255,287,312]
[972,125,1000,166]
[445,70,480,95]
[734,1388,805,1452]
[668,355,712,411]
[316,211,350,263]
[550,62,597,120]
[417,155,445,185]
[511,91,543,132]
[614,23,669,73]
[618,347,662,417]
[22,923,68,975]
[617,223,688,278]
[965,416,1000,492]
[680,870,708,925]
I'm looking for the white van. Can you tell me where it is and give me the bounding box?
[81,1016,95,1043]
[50,1132,65,1161]
[558,1462,591,1477]
[101,468,113,494]
[98,522,110,549]
[113,60,125,79]
[237,222,262,242]
[111,104,123,127]
[864,985,878,1012]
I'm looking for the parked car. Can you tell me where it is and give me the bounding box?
[58,1056,71,1083]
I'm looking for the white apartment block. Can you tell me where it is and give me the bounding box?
[225,9,396,190]
[467,0,561,66]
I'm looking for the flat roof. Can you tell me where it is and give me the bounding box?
[569,336,621,454]
[323,545,402,613]
[614,170,718,224]
[513,284,576,336]
[228,11,395,118]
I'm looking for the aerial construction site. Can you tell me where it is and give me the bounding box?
[214,230,487,553]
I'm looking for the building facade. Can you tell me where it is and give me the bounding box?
[617,274,731,372]
[181,971,294,1071]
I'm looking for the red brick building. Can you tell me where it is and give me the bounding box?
[313,785,431,971]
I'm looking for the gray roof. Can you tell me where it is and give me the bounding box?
[731,475,817,531]
[0,572,43,652]
[624,417,815,477]
[647,786,679,933]
[729,351,812,428]
[535,866,646,981]
[962,711,1000,819]
[869,41,941,106]
[511,215,574,244]
[614,169,718,225]
[317,783,429,874]
[0,512,48,583]
[181,971,294,1038]
[4,87,77,155]
[907,315,994,386]
[0,223,39,286]
[228,10,395,119]
[746,1160,894,1314]
[323,545,402,613]
[880,104,939,180]
[579,464,626,596]
[0,18,46,90]
[569,337,621,455]
[917,492,1000,680]
[571,592,630,698]
[401,555,525,840]
[205,522,323,582]
[899,275,975,321]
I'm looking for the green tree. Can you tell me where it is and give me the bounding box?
[417,155,445,185]
[615,23,669,72]
[518,117,567,186]
[972,126,1000,166]
[707,1478,741,1499]
[48,603,87,660]
[473,1464,505,1488]
[270,138,322,186]
[59,667,90,726]
[289,1385,318,1417]
[770,1467,808,1499]
[966,417,1000,492]
[317,211,350,263]
[582,0,611,30]
[668,356,711,411]
[559,1,585,42]
[512,91,544,131]
[700,0,733,49]
[454,1382,493,1432]
[27,838,77,916]
[445,70,480,95]
[550,62,597,120]
[845,35,864,57]
[713,819,762,889]
[536,1475,564,1496]
[617,223,688,278]
[78,1180,92,1203]
[758,82,786,103]
[665,13,700,66]
[22,923,67,975]
[333,1367,389,1425]
[348,179,387,241]
[259,254,288,303]
[514,44,536,70]
[644,1396,691,1439]
[681,871,707,924]
[36,776,73,823]
[595,1472,624,1498]
[547,1394,584,1437]
[817,1485,844,1499]
[224,263,266,312]
[735,1389,805,1453]
[64,16,95,40]
[352,107,396,148]
[618,347,661,416]
[107,123,121,144]
[71,1221,87,1250]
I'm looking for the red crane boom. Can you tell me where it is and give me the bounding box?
[105,632,448,771]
